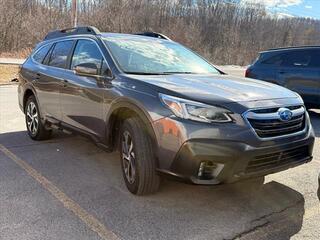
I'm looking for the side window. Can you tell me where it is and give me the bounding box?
[261,54,284,66]
[43,46,53,65]
[282,50,312,67]
[48,40,74,69]
[33,44,52,64]
[71,40,108,75]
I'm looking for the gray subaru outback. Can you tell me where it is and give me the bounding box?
[18,26,315,195]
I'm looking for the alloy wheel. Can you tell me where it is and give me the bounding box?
[122,131,136,184]
[26,101,39,135]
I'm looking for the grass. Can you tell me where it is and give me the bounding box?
[0,65,19,84]
[0,48,31,59]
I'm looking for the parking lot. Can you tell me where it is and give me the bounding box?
[0,84,319,240]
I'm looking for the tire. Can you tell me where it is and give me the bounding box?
[25,95,52,140]
[120,117,160,195]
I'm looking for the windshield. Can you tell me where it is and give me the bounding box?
[103,37,220,75]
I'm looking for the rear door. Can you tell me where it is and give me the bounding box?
[29,43,53,116]
[278,49,320,105]
[250,53,283,82]
[35,40,75,120]
[60,39,112,138]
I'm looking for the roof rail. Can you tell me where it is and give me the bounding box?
[264,45,320,52]
[44,26,101,41]
[134,32,171,41]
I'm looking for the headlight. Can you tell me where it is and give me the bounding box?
[159,93,233,123]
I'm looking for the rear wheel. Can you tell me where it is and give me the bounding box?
[120,117,160,195]
[25,95,52,140]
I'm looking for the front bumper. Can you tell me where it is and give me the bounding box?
[158,129,314,185]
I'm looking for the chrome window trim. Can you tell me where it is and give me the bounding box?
[31,37,113,78]
[242,104,307,141]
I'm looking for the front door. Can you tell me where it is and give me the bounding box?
[60,39,112,138]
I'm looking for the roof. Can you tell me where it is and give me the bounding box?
[260,45,320,53]
[101,32,170,42]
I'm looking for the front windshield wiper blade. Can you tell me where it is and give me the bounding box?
[162,71,195,74]
[124,71,197,75]
[124,72,165,75]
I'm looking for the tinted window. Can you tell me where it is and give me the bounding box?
[71,40,105,74]
[33,44,52,63]
[48,41,74,68]
[261,54,284,66]
[43,46,53,64]
[282,50,312,67]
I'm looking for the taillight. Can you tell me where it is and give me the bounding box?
[245,68,251,78]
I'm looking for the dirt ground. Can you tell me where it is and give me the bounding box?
[0,65,19,84]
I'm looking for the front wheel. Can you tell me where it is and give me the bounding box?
[120,117,160,195]
[25,95,52,140]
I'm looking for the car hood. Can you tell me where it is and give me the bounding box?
[127,74,299,104]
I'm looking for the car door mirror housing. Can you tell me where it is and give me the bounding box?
[74,63,99,76]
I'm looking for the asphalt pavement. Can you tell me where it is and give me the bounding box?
[0,85,319,240]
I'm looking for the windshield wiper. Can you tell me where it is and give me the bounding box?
[162,71,195,74]
[124,71,197,75]
[124,72,165,75]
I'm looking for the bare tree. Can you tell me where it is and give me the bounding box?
[0,0,320,65]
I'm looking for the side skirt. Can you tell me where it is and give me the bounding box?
[45,116,113,153]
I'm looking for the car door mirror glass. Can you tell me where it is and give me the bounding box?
[74,63,99,76]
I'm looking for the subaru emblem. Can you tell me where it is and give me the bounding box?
[278,108,293,121]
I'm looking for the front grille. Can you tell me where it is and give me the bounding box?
[245,105,306,138]
[246,145,310,173]
[251,105,301,114]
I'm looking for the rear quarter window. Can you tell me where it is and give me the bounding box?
[33,44,52,64]
[261,53,284,66]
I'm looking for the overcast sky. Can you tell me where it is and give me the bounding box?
[241,0,320,19]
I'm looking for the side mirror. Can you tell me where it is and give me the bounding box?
[74,63,99,76]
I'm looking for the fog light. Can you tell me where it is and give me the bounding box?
[198,161,217,180]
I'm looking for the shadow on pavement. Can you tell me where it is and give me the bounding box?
[0,130,305,240]
[308,110,320,137]
[308,110,320,202]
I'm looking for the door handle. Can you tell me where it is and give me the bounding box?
[62,79,69,87]
[35,73,41,80]
[279,71,286,74]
